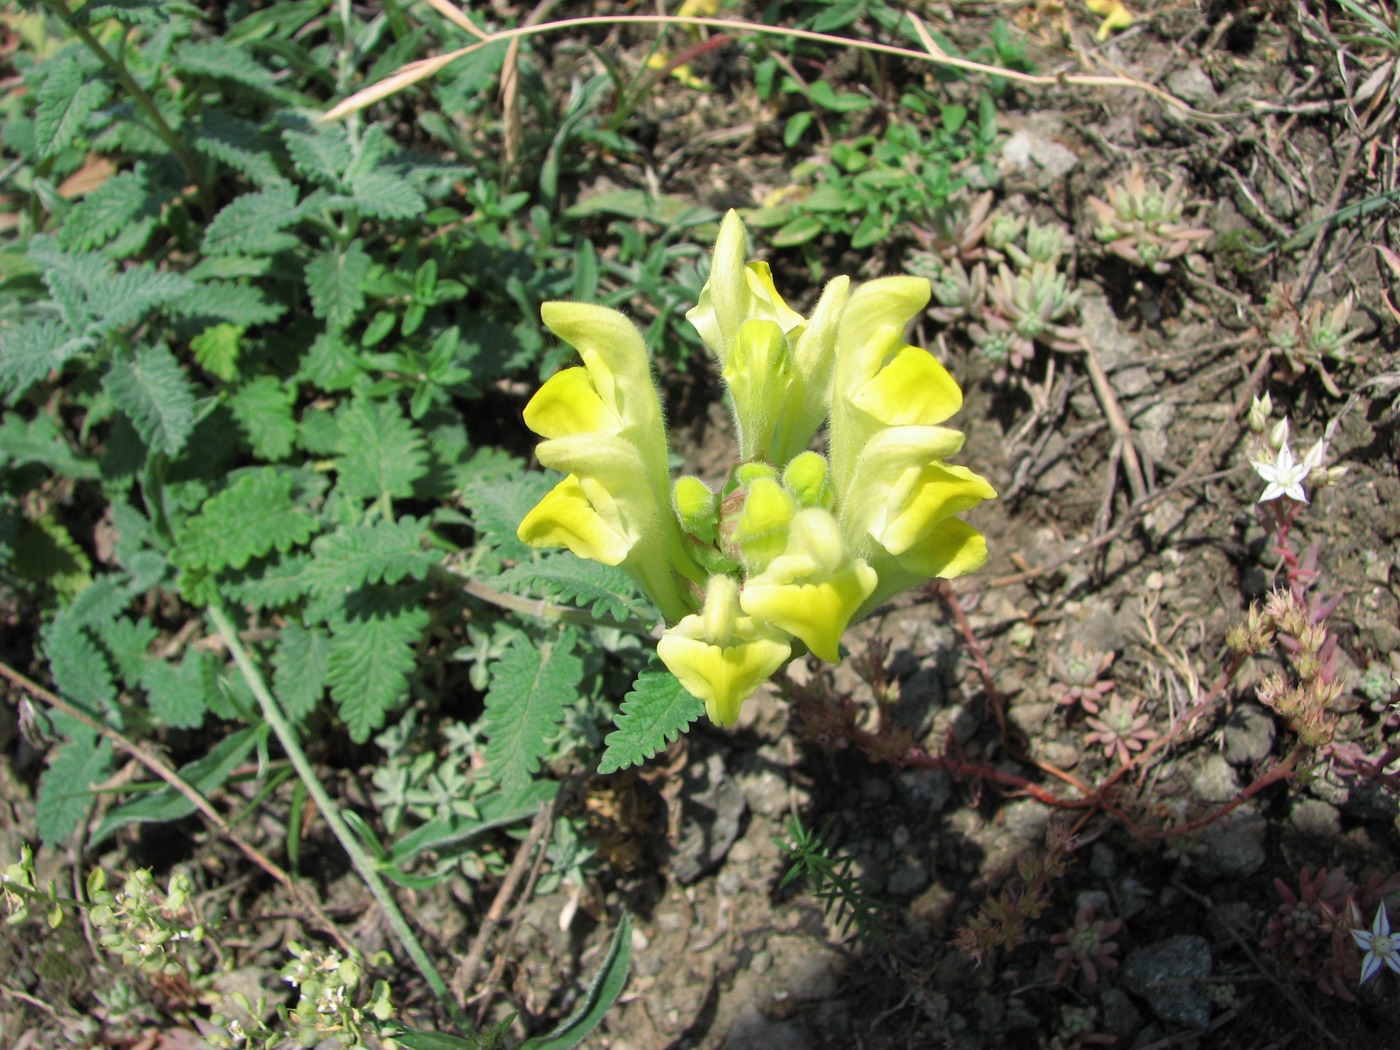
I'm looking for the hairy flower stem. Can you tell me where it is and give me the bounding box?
[39,0,212,215]
[209,602,473,1035]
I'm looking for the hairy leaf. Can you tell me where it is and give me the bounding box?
[87,265,193,332]
[345,171,426,220]
[57,167,157,252]
[173,39,278,93]
[597,668,704,774]
[0,319,87,400]
[222,551,315,609]
[306,239,370,331]
[228,375,297,459]
[273,624,330,722]
[103,344,197,456]
[483,630,583,794]
[42,615,115,715]
[334,396,428,503]
[283,124,351,187]
[192,111,284,186]
[305,518,435,597]
[462,471,553,563]
[37,731,111,845]
[140,648,215,729]
[490,555,653,623]
[326,595,430,742]
[172,468,319,573]
[202,184,302,256]
[34,56,110,158]
[175,281,287,326]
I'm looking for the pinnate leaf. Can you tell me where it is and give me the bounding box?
[103,344,197,456]
[483,630,583,794]
[228,375,297,459]
[273,624,330,722]
[172,468,319,573]
[306,239,371,330]
[598,668,704,774]
[334,396,428,502]
[0,320,87,402]
[37,731,111,845]
[203,185,302,256]
[34,56,110,158]
[326,592,430,742]
[305,518,435,597]
[490,555,653,622]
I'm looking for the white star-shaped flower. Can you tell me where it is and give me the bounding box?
[1353,903,1400,984]
[1251,434,1326,504]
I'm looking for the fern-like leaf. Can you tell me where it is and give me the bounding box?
[283,125,351,187]
[140,648,214,729]
[228,375,297,460]
[103,344,197,456]
[273,624,330,722]
[174,280,287,326]
[333,396,428,503]
[37,730,111,845]
[0,320,87,401]
[490,555,653,622]
[305,518,435,597]
[172,468,319,573]
[192,111,284,186]
[222,552,315,609]
[344,171,425,220]
[202,185,302,256]
[462,471,553,562]
[172,39,278,93]
[597,668,704,774]
[57,167,157,252]
[34,55,110,159]
[305,239,370,331]
[483,630,583,794]
[326,591,430,742]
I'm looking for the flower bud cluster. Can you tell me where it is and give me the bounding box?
[518,211,996,724]
[86,866,204,978]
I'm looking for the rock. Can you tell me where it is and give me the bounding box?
[672,750,748,883]
[1123,935,1213,1028]
[1000,124,1079,186]
[1222,705,1275,765]
[1077,296,1141,373]
[1191,754,1240,803]
[724,1004,810,1050]
[899,768,952,813]
[1135,400,1176,463]
[1193,812,1266,878]
[765,934,846,1001]
[887,856,929,896]
[1290,798,1341,838]
[1100,988,1144,1042]
[1166,64,1218,106]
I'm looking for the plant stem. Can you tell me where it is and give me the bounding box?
[207,602,473,1035]
[39,0,212,213]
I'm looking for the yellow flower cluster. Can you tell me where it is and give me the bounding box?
[518,211,995,725]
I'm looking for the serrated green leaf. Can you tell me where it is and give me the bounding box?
[202,184,302,256]
[326,595,430,742]
[305,518,434,597]
[37,731,111,845]
[597,668,703,774]
[140,647,214,728]
[228,375,297,459]
[92,724,265,845]
[273,624,329,722]
[490,555,653,622]
[13,516,92,600]
[35,56,110,159]
[103,344,197,456]
[0,411,98,478]
[333,396,428,503]
[306,239,371,331]
[346,171,425,220]
[87,265,193,332]
[57,168,157,252]
[172,468,319,573]
[0,320,87,401]
[483,630,583,795]
[222,551,314,609]
[462,472,553,562]
[192,111,284,186]
[283,125,351,187]
[175,281,286,326]
[97,615,159,685]
[173,38,278,92]
[42,615,115,714]
[190,323,243,381]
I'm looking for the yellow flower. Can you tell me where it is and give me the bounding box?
[828,277,996,583]
[517,302,704,622]
[658,575,792,725]
[740,509,877,663]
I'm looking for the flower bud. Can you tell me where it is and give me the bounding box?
[673,476,717,541]
[782,451,833,510]
[1247,393,1272,433]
